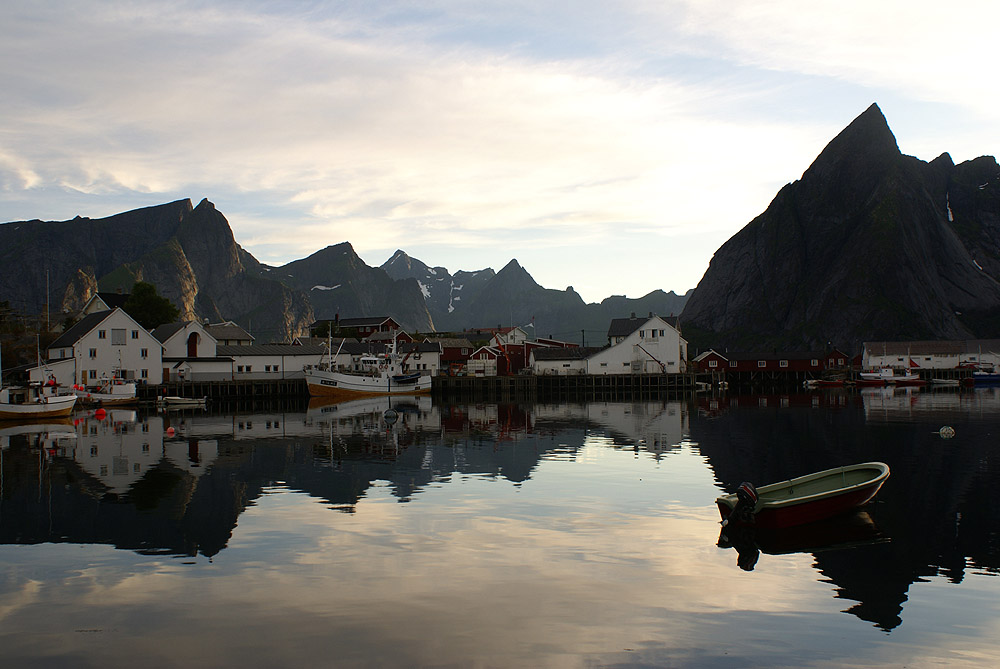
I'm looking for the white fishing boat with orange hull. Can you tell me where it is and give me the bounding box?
[0,383,78,419]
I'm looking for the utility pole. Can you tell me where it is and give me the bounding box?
[581,329,585,347]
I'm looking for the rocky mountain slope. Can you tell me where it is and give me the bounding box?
[0,198,314,341]
[680,103,1000,352]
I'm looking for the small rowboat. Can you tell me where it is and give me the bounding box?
[716,462,890,529]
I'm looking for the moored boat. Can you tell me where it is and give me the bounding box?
[857,368,922,386]
[305,339,432,400]
[0,383,78,419]
[156,396,208,409]
[716,461,890,529]
[73,377,137,406]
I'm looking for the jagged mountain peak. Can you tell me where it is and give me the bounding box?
[801,103,900,187]
[681,103,1000,352]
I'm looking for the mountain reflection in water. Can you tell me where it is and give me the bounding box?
[1,391,999,665]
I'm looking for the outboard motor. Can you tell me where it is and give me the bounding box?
[722,481,758,527]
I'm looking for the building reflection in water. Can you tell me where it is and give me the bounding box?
[1,393,998,637]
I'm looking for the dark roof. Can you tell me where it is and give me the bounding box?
[424,337,475,348]
[95,292,130,310]
[316,316,393,328]
[532,346,604,361]
[724,351,826,361]
[48,310,115,348]
[205,322,254,341]
[365,330,411,342]
[217,344,326,356]
[151,321,188,343]
[399,342,442,354]
[607,314,679,339]
[862,340,1000,357]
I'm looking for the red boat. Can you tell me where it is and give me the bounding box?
[716,462,890,529]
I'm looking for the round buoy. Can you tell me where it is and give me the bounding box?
[939,426,956,439]
[94,408,106,420]
[166,426,175,436]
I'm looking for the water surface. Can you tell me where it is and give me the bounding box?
[1,389,999,667]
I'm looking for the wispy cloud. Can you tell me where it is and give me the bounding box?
[1,1,996,300]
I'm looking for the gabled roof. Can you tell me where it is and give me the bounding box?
[532,346,604,361]
[330,316,394,328]
[424,337,474,348]
[205,321,254,342]
[692,349,727,362]
[217,344,326,356]
[151,321,188,343]
[724,351,826,361]
[607,314,679,339]
[864,340,969,356]
[365,330,411,342]
[48,310,116,349]
[94,291,130,310]
[399,342,442,354]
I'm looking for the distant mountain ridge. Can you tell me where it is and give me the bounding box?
[680,103,1000,352]
[0,203,690,342]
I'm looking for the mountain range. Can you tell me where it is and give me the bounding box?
[4,103,997,352]
[0,201,689,343]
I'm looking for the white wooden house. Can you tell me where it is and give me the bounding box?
[35,308,163,386]
[467,346,501,376]
[220,344,327,380]
[588,315,687,374]
[530,347,597,375]
[153,321,231,383]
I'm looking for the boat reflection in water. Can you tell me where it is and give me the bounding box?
[718,510,889,571]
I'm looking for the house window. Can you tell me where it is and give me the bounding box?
[623,362,630,367]
[89,348,97,359]
[838,358,844,365]
[131,330,139,339]
[112,329,126,345]
[659,330,665,336]
[639,330,644,338]
[780,360,789,368]
[98,330,106,339]
[142,443,150,452]
[89,370,97,379]
[141,348,148,358]
[708,360,717,368]
[141,369,148,379]
[812,359,820,366]
[758,360,766,368]
[461,348,469,355]
[600,362,608,367]
[562,363,570,368]
[730,360,738,368]
[237,365,244,373]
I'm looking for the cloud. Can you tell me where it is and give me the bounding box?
[1,1,997,299]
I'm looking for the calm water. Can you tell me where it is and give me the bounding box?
[1,387,999,667]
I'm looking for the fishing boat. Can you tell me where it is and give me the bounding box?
[1,343,78,419]
[73,376,137,406]
[0,382,78,419]
[857,368,921,386]
[305,337,432,399]
[156,396,208,409]
[716,461,890,529]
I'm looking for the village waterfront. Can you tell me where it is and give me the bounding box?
[2,387,1000,667]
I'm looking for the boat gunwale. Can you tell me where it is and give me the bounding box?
[716,462,890,511]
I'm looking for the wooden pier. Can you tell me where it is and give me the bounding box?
[137,373,715,403]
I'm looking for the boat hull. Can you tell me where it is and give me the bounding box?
[0,394,78,419]
[716,462,890,529]
[305,369,433,399]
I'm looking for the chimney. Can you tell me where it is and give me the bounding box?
[630,312,635,319]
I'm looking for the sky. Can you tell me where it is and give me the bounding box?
[2,1,998,303]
